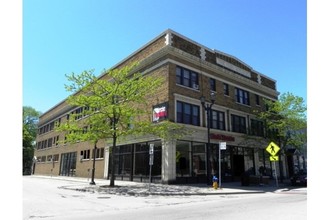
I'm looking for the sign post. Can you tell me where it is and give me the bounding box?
[266,142,280,187]
[219,142,226,188]
[149,144,154,192]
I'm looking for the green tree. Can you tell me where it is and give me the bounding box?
[23,106,41,174]
[57,63,188,186]
[255,92,307,182]
[256,92,307,151]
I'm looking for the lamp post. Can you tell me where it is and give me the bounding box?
[200,92,216,185]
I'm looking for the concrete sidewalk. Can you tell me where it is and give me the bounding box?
[31,175,306,196]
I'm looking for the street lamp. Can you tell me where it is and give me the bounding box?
[200,91,216,185]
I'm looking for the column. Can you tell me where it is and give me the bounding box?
[161,139,177,184]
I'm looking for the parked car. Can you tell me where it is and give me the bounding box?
[290,170,307,186]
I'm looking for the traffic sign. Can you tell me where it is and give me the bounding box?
[270,156,279,161]
[149,144,154,154]
[266,142,280,156]
[219,142,226,150]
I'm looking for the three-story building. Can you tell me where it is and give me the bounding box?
[33,29,285,184]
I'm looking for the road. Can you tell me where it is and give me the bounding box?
[23,176,306,220]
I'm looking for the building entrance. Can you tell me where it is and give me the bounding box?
[233,155,244,177]
[59,152,77,176]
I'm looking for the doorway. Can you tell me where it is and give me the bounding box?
[59,152,77,176]
[233,155,244,177]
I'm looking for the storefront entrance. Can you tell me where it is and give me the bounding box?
[59,152,77,176]
[233,155,244,176]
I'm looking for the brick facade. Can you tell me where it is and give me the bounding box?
[33,29,284,183]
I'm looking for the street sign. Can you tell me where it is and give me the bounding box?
[219,142,226,150]
[266,141,280,156]
[149,144,154,154]
[269,156,279,161]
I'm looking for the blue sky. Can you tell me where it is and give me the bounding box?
[22,0,307,114]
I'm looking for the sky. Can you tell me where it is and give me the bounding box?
[22,0,307,114]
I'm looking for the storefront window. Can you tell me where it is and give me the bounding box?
[244,147,255,175]
[176,141,191,177]
[192,143,206,176]
[134,141,162,176]
[117,145,132,175]
[258,148,272,176]
[222,148,232,179]
[149,141,162,176]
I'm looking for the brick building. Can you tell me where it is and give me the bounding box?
[33,29,286,184]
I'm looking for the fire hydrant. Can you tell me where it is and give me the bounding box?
[212,175,219,189]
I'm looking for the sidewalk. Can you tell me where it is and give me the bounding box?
[31,175,306,196]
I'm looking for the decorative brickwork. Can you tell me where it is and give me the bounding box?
[260,76,276,90]
[117,35,167,69]
[205,49,216,64]
[171,34,201,58]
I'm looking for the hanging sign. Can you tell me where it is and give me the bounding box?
[152,102,168,122]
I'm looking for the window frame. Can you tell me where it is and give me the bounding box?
[235,87,250,105]
[223,83,229,96]
[231,114,247,134]
[209,78,216,91]
[210,109,226,130]
[176,66,199,89]
[176,101,200,126]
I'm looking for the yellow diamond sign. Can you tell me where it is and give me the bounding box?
[266,142,280,156]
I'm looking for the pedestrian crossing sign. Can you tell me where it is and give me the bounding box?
[270,156,279,161]
[266,142,280,156]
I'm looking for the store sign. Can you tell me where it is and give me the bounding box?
[210,133,235,142]
[153,102,168,122]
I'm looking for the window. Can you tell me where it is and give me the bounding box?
[82,126,88,134]
[231,114,246,133]
[92,148,104,159]
[176,66,199,89]
[209,78,216,91]
[250,119,264,137]
[49,122,54,131]
[47,155,53,162]
[80,150,90,160]
[176,141,191,177]
[255,94,260,106]
[41,139,47,149]
[53,135,59,146]
[223,83,229,96]
[210,110,226,130]
[47,138,53,148]
[74,107,83,120]
[235,88,250,105]
[53,154,59,162]
[177,101,200,126]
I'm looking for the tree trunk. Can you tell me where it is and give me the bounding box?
[110,134,117,186]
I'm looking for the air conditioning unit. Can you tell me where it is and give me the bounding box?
[193,84,199,90]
